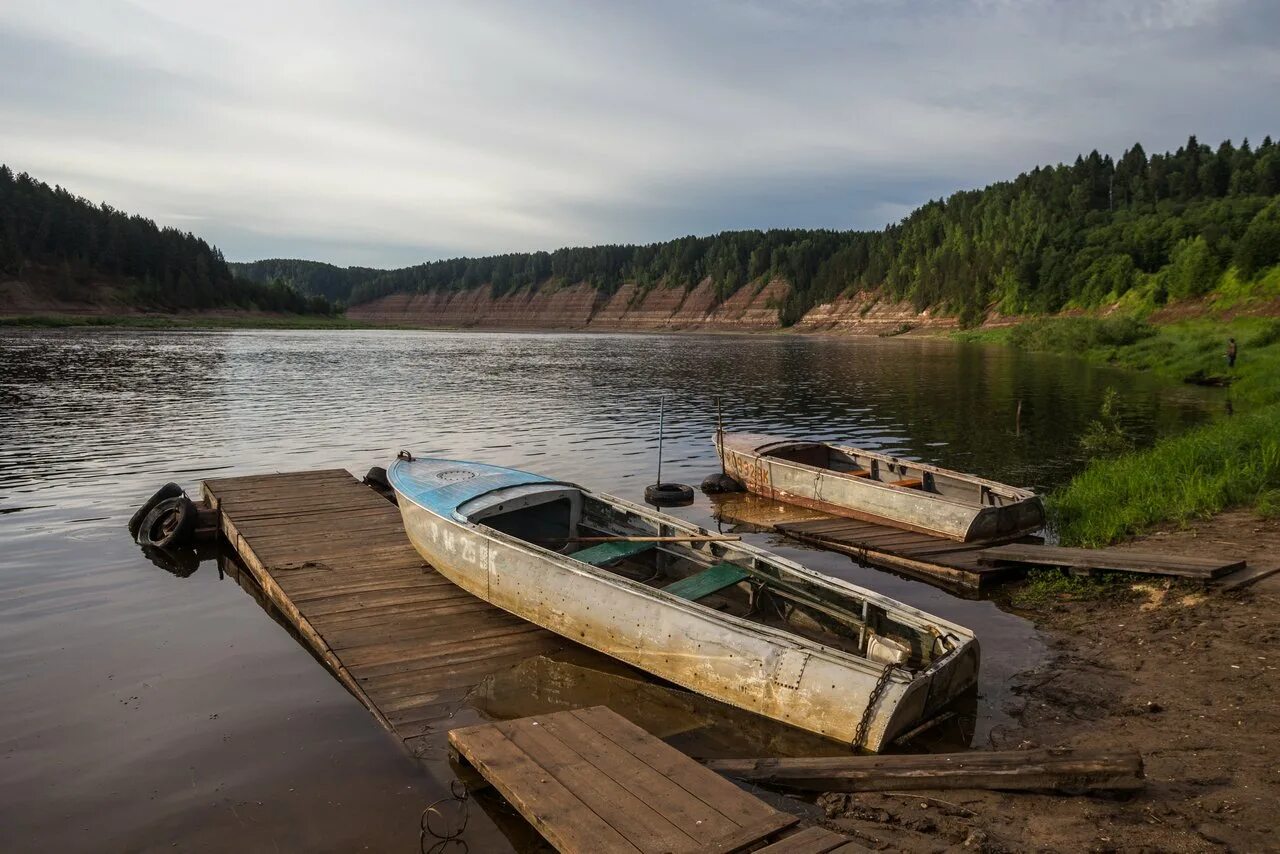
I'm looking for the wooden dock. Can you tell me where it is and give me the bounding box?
[202,469,584,754]
[975,543,1246,580]
[449,706,866,853]
[774,517,1031,596]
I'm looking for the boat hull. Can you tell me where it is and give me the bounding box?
[392,486,979,752]
[718,436,1044,542]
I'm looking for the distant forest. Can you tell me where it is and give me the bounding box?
[0,166,337,315]
[229,259,382,304]
[7,135,1279,323]
[341,134,1280,324]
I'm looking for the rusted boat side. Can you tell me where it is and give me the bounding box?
[389,458,980,752]
[717,433,1044,542]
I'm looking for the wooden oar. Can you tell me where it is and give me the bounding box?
[536,535,741,544]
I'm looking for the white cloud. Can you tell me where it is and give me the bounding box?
[0,0,1275,265]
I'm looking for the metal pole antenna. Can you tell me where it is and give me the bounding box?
[656,395,665,486]
[716,396,725,475]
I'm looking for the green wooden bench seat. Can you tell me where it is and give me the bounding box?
[662,562,749,601]
[572,540,656,567]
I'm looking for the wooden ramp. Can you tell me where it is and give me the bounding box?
[449,706,865,854]
[976,543,1245,580]
[775,517,1030,597]
[202,469,582,754]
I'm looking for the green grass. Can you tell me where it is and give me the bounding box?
[1049,405,1280,546]
[0,313,372,330]
[964,313,1280,546]
[1008,569,1137,609]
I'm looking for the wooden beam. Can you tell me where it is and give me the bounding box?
[704,747,1145,794]
[977,543,1244,579]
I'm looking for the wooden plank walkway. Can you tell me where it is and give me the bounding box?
[774,517,1031,597]
[976,543,1245,580]
[449,706,859,853]
[202,469,582,753]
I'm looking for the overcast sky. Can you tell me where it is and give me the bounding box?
[1,1,1277,268]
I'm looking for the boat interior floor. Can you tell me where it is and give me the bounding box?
[570,535,876,660]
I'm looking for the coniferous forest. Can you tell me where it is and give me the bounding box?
[340,135,1280,324]
[0,166,337,315]
[6,135,1280,323]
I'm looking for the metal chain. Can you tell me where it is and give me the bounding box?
[853,662,897,750]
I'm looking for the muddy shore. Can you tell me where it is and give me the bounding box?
[817,510,1280,852]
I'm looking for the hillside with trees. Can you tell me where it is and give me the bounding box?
[345,134,1280,325]
[0,166,338,315]
[229,259,383,305]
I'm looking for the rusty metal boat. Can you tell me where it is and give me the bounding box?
[716,433,1045,543]
[388,453,979,751]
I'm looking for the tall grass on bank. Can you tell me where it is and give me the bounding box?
[1050,405,1280,546]
[960,314,1280,546]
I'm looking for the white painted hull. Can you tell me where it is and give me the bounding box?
[392,484,979,751]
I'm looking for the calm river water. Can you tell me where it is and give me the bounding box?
[0,328,1217,852]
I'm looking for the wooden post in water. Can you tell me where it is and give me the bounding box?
[1015,399,1023,437]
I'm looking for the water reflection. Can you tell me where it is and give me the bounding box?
[0,328,1221,851]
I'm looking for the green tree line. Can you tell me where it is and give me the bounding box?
[346,134,1280,324]
[229,258,384,305]
[0,166,338,315]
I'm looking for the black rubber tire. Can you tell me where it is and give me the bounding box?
[363,466,397,504]
[137,496,197,549]
[127,482,184,538]
[645,482,696,507]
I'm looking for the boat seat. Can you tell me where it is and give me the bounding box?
[663,562,749,601]
[888,477,924,489]
[572,540,655,567]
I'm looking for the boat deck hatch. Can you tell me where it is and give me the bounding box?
[572,540,656,567]
[663,562,749,601]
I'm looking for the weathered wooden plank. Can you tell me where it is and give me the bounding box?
[535,710,740,839]
[977,544,1244,579]
[498,718,698,854]
[570,706,781,827]
[451,708,801,853]
[1213,564,1280,591]
[705,748,1145,793]
[701,813,805,853]
[450,724,642,854]
[755,826,867,854]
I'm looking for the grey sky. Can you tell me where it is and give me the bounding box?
[2,1,1277,267]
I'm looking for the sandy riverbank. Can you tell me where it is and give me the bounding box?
[817,510,1280,852]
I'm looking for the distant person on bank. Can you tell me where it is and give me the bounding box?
[1227,337,1238,368]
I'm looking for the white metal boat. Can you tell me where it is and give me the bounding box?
[716,433,1045,542]
[388,454,980,751]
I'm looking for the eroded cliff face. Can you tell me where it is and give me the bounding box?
[347,277,794,331]
[346,282,605,328]
[792,290,960,335]
[346,279,958,334]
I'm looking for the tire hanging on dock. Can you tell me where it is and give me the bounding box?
[127,482,184,539]
[135,495,198,549]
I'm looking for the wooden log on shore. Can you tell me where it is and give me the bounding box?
[704,747,1145,794]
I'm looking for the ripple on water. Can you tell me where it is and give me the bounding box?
[0,327,1220,850]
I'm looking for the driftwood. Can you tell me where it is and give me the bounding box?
[705,747,1144,794]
